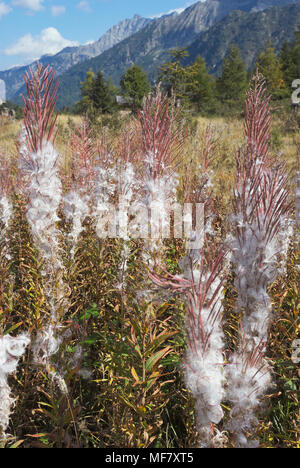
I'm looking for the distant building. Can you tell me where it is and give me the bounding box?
[116,95,133,105]
[0,107,15,118]
[116,95,127,105]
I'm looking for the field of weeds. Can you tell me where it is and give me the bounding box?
[0,66,299,449]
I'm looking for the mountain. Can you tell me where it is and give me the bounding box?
[185,2,300,75]
[51,0,300,108]
[0,14,153,100]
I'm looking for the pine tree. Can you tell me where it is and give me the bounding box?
[120,64,150,112]
[216,45,248,109]
[256,44,285,97]
[79,68,95,113]
[159,53,215,112]
[159,60,187,102]
[168,47,189,64]
[187,55,215,112]
[91,71,112,114]
[280,30,300,90]
[159,49,190,104]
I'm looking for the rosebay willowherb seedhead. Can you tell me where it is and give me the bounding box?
[226,74,292,448]
[18,64,70,391]
[0,334,30,438]
[149,128,228,447]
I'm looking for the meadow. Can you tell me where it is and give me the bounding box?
[0,66,299,449]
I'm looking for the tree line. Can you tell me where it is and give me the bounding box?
[77,29,300,117]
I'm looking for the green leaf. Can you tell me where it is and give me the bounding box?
[79,303,100,322]
[145,346,172,372]
[145,331,177,357]
[85,334,101,345]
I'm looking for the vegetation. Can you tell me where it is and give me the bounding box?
[48,2,300,109]
[280,28,300,90]
[216,45,248,110]
[79,68,96,114]
[159,50,215,112]
[120,64,150,112]
[157,32,300,115]
[256,44,286,97]
[0,62,298,449]
[78,69,116,117]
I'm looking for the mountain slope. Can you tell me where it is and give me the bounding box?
[53,0,300,108]
[186,2,300,75]
[0,14,152,99]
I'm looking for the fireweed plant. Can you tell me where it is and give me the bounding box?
[114,123,141,290]
[63,119,97,259]
[0,157,12,237]
[226,75,293,447]
[136,88,183,268]
[150,76,295,448]
[18,64,70,393]
[150,243,228,448]
[0,156,13,273]
[0,63,298,446]
[149,127,229,448]
[0,333,30,438]
[0,157,30,439]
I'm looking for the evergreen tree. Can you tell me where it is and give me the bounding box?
[216,45,248,108]
[159,48,190,103]
[79,68,95,113]
[280,30,300,90]
[256,44,285,97]
[186,55,215,112]
[120,64,150,112]
[91,71,112,114]
[168,47,189,64]
[159,53,215,112]
[106,77,119,112]
[159,60,187,102]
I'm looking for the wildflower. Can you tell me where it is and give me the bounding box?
[0,155,13,260]
[64,190,90,258]
[0,333,30,438]
[137,88,183,266]
[19,64,70,394]
[63,119,96,257]
[226,74,291,447]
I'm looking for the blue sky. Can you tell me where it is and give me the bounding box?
[0,0,199,70]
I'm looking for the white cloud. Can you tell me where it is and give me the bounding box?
[0,2,12,20]
[51,5,66,16]
[4,27,79,61]
[77,1,91,13]
[12,0,44,11]
[150,8,184,19]
[149,0,201,19]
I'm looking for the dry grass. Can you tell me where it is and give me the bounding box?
[0,116,21,157]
